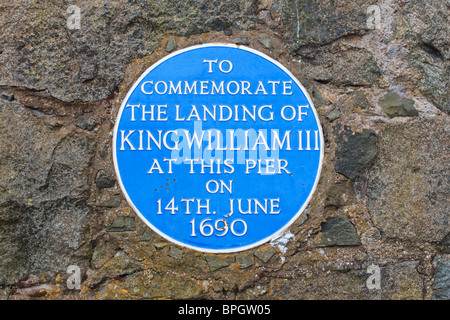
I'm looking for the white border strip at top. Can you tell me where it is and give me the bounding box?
[112,43,324,253]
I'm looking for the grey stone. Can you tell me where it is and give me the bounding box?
[154,242,169,250]
[107,217,135,232]
[74,112,97,131]
[223,28,233,36]
[205,255,235,272]
[258,10,278,29]
[233,37,250,45]
[295,212,309,226]
[402,0,449,61]
[347,91,371,110]
[86,251,142,287]
[258,37,273,50]
[432,255,450,300]
[441,233,450,254]
[275,0,371,48]
[326,108,341,122]
[408,48,448,113]
[0,1,257,102]
[0,287,10,300]
[402,0,449,113]
[319,216,361,246]
[1,93,14,102]
[140,229,153,242]
[335,127,377,180]
[381,261,424,299]
[379,92,418,118]
[367,118,449,242]
[99,143,110,159]
[301,46,382,87]
[99,194,122,208]
[0,101,95,284]
[254,247,276,263]
[303,82,328,107]
[91,241,116,269]
[165,39,176,53]
[311,88,328,107]
[168,246,183,260]
[95,170,116,189]
[325,181,356,208]
[236,253,255,269]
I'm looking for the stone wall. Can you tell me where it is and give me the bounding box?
[0,0,448,300]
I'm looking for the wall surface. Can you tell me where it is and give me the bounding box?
[0,0,448,300]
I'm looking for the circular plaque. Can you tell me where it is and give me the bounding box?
[113,44,323,252]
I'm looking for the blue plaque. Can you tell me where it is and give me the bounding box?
[113,44,323,252]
